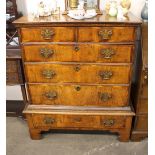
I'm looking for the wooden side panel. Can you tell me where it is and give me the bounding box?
[134,115,148,131]
[23,44,134,63]
[28,84,130,107]
[136,99,148,114]
[25,63,131,84]
[21,27,76,42]
[78,27,135,42]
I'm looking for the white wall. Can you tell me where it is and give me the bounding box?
[7,0,145,100]
[16,0,146,18]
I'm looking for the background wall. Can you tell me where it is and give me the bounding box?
[7,0,145,100]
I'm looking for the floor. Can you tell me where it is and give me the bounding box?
[7,117,148,155]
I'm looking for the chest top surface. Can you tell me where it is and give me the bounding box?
[13,13,142,27]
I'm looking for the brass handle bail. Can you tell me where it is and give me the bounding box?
[103,119,115,127]
[98,29,113,40]
[100,49,115,59]
[99,92,112,102]
[41,29,55,40]
[42,70,56,79]
[43,91,57,100]
[40,48,54,58]
[99,71,113,80]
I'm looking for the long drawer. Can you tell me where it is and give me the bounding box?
[30,113,126,129]
[21,27,135,43]
[28,84,130,107]
[25,63,131,84]
[23,44,134,63]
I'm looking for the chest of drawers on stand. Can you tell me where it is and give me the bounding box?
[13,14,141,141]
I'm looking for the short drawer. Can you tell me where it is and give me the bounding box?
[23,44,134,63]
[78,27,135,42]
[31,114,126,129]
[21,27,75,42]
[25,63,131,84]
[134,115,148,131]
[28,84,130,107]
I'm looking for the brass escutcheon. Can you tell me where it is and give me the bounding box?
[75,85,81,91]
[41,29,55,40]
[100,48,115,59]
[98,29,113,40]
[99,71,113,80]
[40,48,54,58]
[74,46,80,52]
[74,65,81,72]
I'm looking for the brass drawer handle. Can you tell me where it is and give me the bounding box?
[41,29,55,40]
[74,65,81,72]
[100,49,115,59]
[75,85,81,91]
[40,48,54,58]
[103,119,115,127]
[43,91,57,100]
[74,46,80,52]
[99,92,112,102]
[44,117,55,124]
[98,29,113,40]
[99,71,113,80]
[42,70,56,79]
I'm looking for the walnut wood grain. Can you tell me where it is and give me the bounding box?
[13,13,142,27]
[22,44,134,63]
[27,84,130,107]
[24,108,134,141]
[25,63,131,84]
[13,14,141,141]
[21,27,75,42]
[134,115,148,131]
[78,27,135,42]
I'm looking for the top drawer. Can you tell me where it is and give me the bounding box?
[21,27,76,42]
[78,27,135,42]
[20,27,135,43]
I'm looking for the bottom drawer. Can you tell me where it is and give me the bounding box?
[30,113,127,129]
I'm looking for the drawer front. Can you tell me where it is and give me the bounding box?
[31,114,126,129]
[78,27,135,42]
[21,27,75,42]
[6,72,20,84]
[28,84,129,106]
[6,60,18,73]
[23,44,134,63]
[137,99,148,114]
[134,115,148,131]
[25,63,131,84]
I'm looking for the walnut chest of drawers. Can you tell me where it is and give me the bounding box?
[14,14,141,141]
